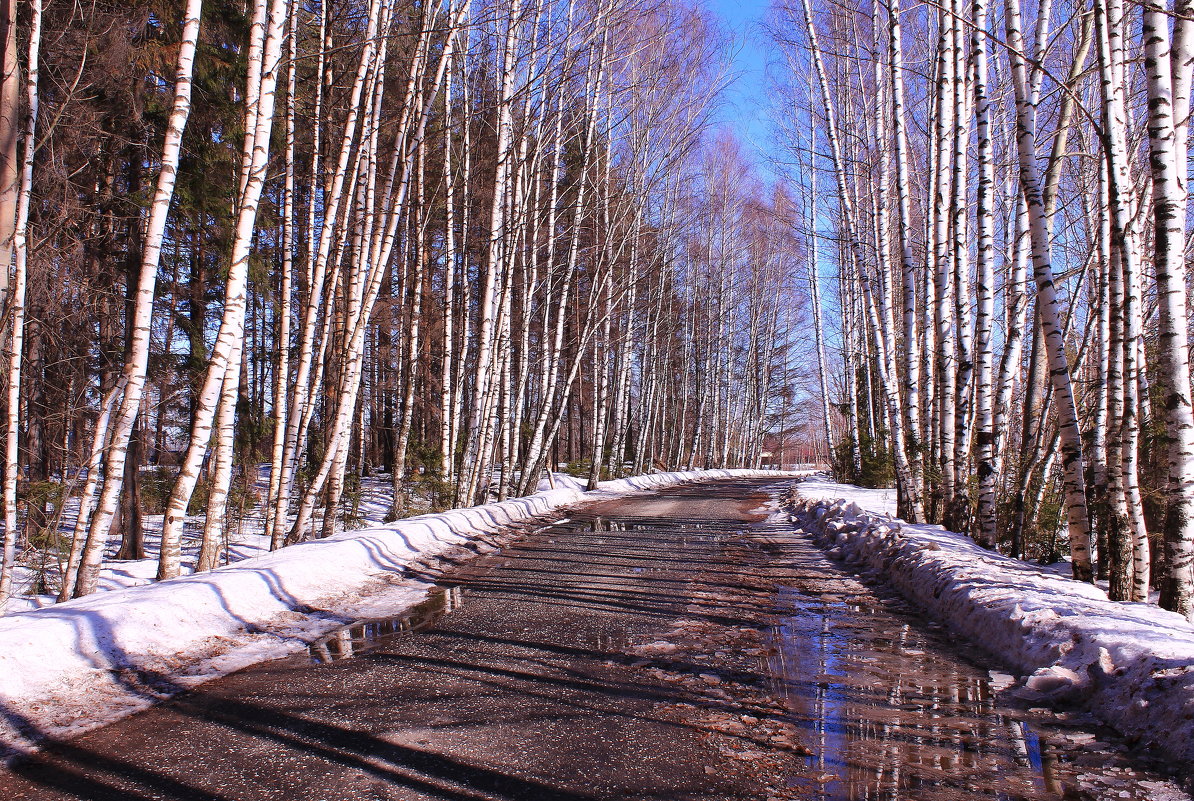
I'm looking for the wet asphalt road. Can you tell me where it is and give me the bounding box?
[0,478,1188,801]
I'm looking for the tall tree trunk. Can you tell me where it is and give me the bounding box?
[1006,0,1093,581]
[458,0,523,506]
[948,0,974,533]
[0,0,18,310]
[930,4,957,521]
[156,0,289,581]
[72,0,204,596]
[804,142,833,463]
[0,0,38,608]
[972,0,997,548]
[265,0,298,553]
[801,0,919,514]
[1145,0,1194,617]
[1096,0,1148,598]
[888,0,924,507]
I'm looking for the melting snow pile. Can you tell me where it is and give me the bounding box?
[0,468,796,756]
[795,477,1194,769]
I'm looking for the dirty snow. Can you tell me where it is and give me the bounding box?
[794,477,1194,772]
[0,468,798,756]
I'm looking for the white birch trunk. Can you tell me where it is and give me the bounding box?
[289,0,464,538]
[458,0,522,506]
[1145,0,1194,617]
[1006,0,1093,581]
[0,0,38,609]
[887,0,924,503]
[73,0,204,595]
[156,0,289,581]
[931,5,957,517]
[270,0,370,547]
[948,0,974,531]
[972,0,997,548]
[264,0,298,554]
[0,0,18,310]
[800,0,919,512]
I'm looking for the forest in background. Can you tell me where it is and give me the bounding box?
[770,0,1194,619]
[0,0,808,608]
[5,0,1192,627]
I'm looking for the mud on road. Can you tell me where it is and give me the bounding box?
[0,478,1186,800]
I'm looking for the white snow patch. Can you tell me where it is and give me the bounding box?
[0,468,800,756]
[3,468,415,614]
[797,475,898,516]
[793,478,1194,770]
[535,472,588,492]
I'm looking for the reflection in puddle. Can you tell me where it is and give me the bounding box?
[768,586,1177,801]
[307,586,464,663]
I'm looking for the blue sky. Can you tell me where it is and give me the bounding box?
[705,0,774,168]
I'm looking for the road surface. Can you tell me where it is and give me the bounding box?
[0,478,1186,800]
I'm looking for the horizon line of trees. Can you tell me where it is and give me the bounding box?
[0,0,807,610]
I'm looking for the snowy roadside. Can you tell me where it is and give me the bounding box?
[3,465,412,614]
[793,477,1194,773]
[0,468,799,757]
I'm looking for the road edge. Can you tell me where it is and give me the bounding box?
[789,488,1194,780]
[0,468,801,757]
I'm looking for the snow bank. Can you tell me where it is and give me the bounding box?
[535,472,588,492]
[794,478,1194,770]
[0,468,796,755]
[5,468,413,614]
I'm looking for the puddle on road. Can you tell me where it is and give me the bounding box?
[768,586,1186,801]
[291,487,1186,801]
[307,585,464,663]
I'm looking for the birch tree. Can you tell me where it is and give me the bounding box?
[155,0,289,581]
[1144,0,1194,617]
[0,0,38,608]
[71,0,205,596]
[1005,0,1093,580]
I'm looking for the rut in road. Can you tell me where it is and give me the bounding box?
[0,478,1186,801]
